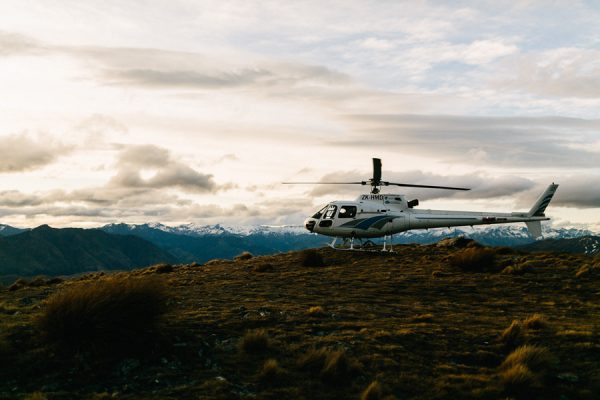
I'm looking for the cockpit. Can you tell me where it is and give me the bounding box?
[304,203,358,232]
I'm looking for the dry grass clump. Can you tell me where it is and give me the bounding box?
[299,249,324,267]
[240,329,269,353]
[23,393,48,400]
[144,263,173,274]
[258,358,287,386]
[37,277,166,355]
[306,305,326,317]
[499,345,557,396]
[235,251,254,261]
[522,314,548,330]
[297,347,361,383]
[500,320,525,347]
[361,380,383,400]
[448,248,496,272]
[575,263,600,278]
[502,262,534,275]
[8,278,28,291]
[252,263,274,273]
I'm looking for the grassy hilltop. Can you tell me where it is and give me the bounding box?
[1,241,599,400]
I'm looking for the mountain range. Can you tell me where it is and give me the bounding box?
[0,225,174,279]
[0,222,598,280]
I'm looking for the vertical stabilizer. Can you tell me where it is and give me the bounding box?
[525,221,542,238]
[528,183,559,217]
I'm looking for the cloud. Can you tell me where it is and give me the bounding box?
[0,31,42,56]
[0,133,72,172]
[495,48,600,99]
[336,114,600,168]
[552,176,600,208]
[108,145,218,193]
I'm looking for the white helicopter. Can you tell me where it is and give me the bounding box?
[285,158,558,251]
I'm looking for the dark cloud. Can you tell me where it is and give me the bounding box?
[335,114,600,168]
[109,145,217,193]
[0,133,72,172]
[552,176,600,208]
[103,68,273,89]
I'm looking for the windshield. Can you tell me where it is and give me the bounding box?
[323,204,338,219]
[311,205,328,219]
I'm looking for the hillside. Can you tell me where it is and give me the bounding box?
[101,223,325,263]
[517,235,600,256]
[0,225,175,277]
[1,243,598,399]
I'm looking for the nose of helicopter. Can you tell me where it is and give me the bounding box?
[304,218,316,232]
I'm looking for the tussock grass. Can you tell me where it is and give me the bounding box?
[522,314,548,330]
[298,347,361,384]
[252,263,274,273]
[235,251,254,261]
[361,380,383,400]
[258,358,287,386]
[306,305,326,317]
[37,277,166,355]
[500,320,525,347]
[299,249,324,267]
[500,345,557,373]
[499,345,558,396]
[240,329,269,353]
[8,278,27,291]
[448,248,496,272]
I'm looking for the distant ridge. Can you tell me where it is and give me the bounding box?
[516,235,600,256]
[0,224,29,237]
[0,225,175,277]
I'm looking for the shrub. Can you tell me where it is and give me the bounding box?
[299,249,324,267]
[37,277,166,355]
[448,248,496,272]
[361,380,383,400]
[240,329,269,353]
[235,251,254,261]
[499,345,558,396]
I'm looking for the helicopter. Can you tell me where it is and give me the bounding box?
[284,158,558,251]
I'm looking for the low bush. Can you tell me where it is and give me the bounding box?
[299,249,324,267]
[37,277,166,355]
[448,248,496,272]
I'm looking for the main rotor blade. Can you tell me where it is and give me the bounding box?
[384,182,470,191]
[372,158,382,183]
[282,182,366,185]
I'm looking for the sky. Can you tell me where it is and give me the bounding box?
[0,0,599,230]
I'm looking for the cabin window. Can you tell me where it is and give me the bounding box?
[323,205,337,219]
[311,205,328,219]
[338,205,357,218]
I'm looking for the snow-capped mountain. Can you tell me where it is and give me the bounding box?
[102,222,307,237]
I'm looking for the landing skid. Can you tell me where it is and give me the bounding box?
[327,236,396,253]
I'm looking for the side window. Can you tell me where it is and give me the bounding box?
[338,205,357,218]
[323,205,337,219]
